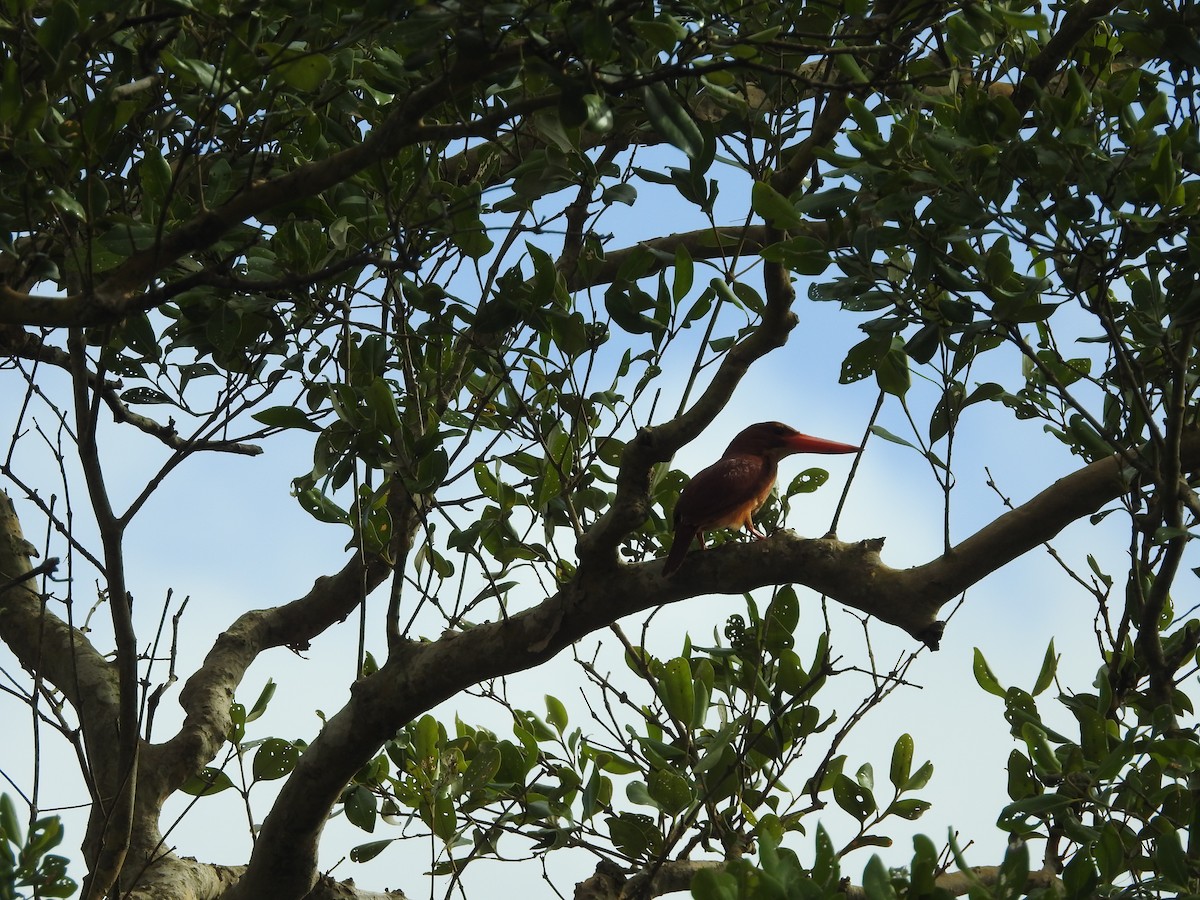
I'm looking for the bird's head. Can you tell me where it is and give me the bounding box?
[725,421,860,460]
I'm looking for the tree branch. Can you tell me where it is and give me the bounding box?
[0,492,114,712]
[122,857,408,900]
[142,550,394,804]
[69,328,143,900]
[0,47,527,330]
[565,225,789,293]
[574,247,800,568]
[3,330,262,456]
[223,429,1184,898]
[1011,0,1119,111]
[573,857,1061,900]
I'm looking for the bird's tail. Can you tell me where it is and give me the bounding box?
[662,527,696,575]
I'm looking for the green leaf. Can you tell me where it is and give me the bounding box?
[973,647,1006,697]
[904,760,934,792]
[47,187,86,222]
[1149,135,1178,206]
[996,839,1029,900]
[607,812,660,859]
[626,780,655,807]
[363,377,401,431]
[603,182,636,206]
[580,768,611,821]
[863,854,898,900]
[631,16,686,52]
[253,406,321,432]
[910,833,940,895]
[759,234,830,274]
[344,785,377,832]
[875,337,911,397]
[833,48,870,84]
[1031,639,1057,696]
[138,146,173,208]
[295,487,350,525]
[227,702,246,743]
[680,286,715,326]
[0,792,21,845]
[36,863,77,897]
[904,323,941,364]
[1004,687,1054,738]
[833,773,875,821]
[120,387,173,405]
[415,714,441,762]
[587,749,641,776]
[432,793,456,842]
[642,82,704,159]
[545,694,569,734]
[659,657,696,727]
[889,733,913,789]
[35,0,79,54]
[812,823,840,886]
[350,839,393,863]
[1021,723,1062,777]
[161,52,222,90]
[929,382,965,443]
[461,744,502,793]
[768,580,796,628]
[787,467,831,495]
[766,586,800,642]
[180,767,234,796]
[22,816,62,857]
[582,93,614,133]
[751,181,804,228]
[605,285,661,335]
[647,767,693,815]
[888,798,931,820]
[1073,705,1108,762]
[672,244,694,304]
[277,53,332,92]
[692,659,714,726]
[691,867,739,900]
[1061,848,1098,898]
[868,425,919,450]
[252,738,301,782]
[857,762,874,793]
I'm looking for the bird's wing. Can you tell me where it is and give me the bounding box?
[674,454,773,529]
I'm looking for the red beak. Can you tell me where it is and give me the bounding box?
[783,433,861,455]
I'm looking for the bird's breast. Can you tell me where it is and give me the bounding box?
[675,455,778,528]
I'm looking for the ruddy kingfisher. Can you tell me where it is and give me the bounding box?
[663,421,860,574]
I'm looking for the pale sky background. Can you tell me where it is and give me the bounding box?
[0,140,1135,897]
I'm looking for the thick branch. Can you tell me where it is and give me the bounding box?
[0,492,131,885]
[142,551,393,805]
[226,432,1181,898]
[123,856,407,900]
[707,435,1195,646]
[0,492,115,712]
[574,858,1061,900]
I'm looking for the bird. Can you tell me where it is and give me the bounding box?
[662,421,860,574]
